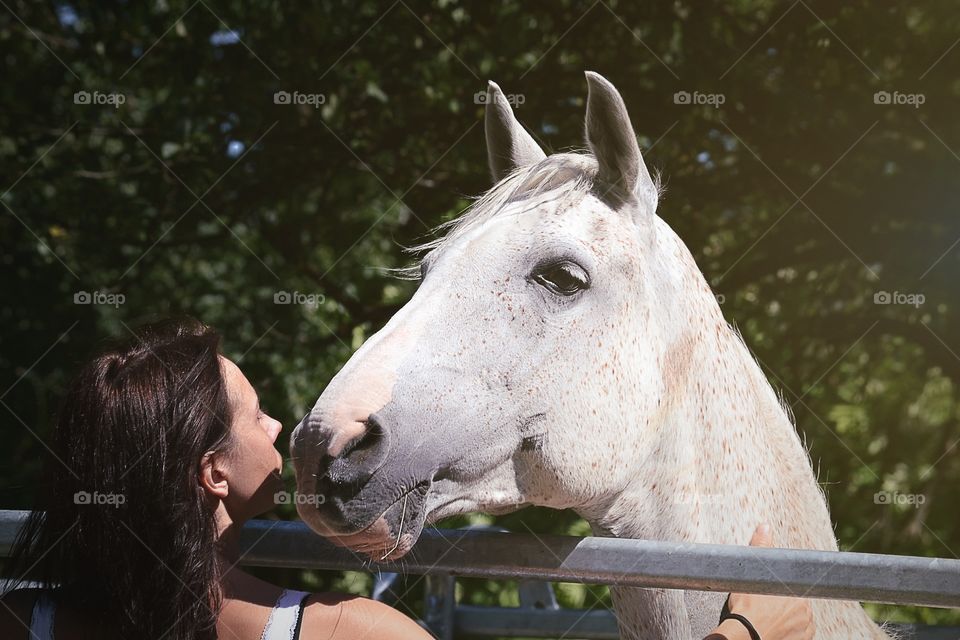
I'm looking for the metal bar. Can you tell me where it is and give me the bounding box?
[0,510,27,557]
[423,573,456,640]
[455,605,619,639]
[3,511,959,609]
[235,518,960,609]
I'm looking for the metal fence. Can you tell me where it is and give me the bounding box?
[2,510,958,639]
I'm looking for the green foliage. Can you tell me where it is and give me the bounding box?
[1,0,959,630]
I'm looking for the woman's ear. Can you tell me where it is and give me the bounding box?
[198,451,229,500]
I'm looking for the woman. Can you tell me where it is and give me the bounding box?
[1,318,813,639]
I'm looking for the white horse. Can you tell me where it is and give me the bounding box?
[291,71,892,639]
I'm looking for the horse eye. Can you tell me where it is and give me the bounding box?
[533,261,589,296]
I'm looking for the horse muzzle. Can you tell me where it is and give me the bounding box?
[291,408,435,560]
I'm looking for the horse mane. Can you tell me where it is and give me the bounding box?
[387,153,606,280]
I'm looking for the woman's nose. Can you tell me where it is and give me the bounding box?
[264,416,282,443]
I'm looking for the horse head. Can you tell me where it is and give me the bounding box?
[290,72,721,560]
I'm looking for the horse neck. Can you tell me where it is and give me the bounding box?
[580,255,839,553]
[584,322,886,637]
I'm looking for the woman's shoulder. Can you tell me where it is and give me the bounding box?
[299,592,432,640]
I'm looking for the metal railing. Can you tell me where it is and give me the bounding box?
[2,511,958,639]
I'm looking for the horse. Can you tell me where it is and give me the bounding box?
[290,71,893,639]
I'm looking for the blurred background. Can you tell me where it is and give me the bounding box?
[1,0,958,632]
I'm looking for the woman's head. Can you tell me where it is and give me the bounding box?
[8,317,283,639]
[202,354,284,522]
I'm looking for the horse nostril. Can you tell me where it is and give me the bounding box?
[313,413,391,520]
[339,414,386,466]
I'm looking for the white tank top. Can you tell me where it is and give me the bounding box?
[261,589,311,640]
[28,588,312,640]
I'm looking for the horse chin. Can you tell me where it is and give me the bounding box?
[323,480,432,561]
[327,521,423,562]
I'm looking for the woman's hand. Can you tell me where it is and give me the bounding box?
[704,524,815,640]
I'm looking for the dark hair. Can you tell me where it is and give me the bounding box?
[7,317,235,639]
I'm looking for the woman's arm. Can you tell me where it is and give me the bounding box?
[702,524,815,640]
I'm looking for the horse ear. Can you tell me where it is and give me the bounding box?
[485,80,546,183]
[584,71,657,212]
